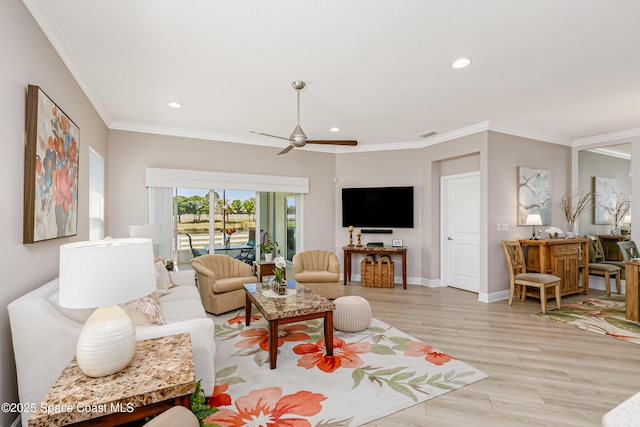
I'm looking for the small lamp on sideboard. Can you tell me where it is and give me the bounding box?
[59,237,156,377]
[525,214,543,240]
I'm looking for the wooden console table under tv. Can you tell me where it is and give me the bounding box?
[343,246,407,289]
[519,238,589,297]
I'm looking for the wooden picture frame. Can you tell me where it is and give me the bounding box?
[24,85,80,243]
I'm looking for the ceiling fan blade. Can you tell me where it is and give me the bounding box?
[250,131,291,142]
[306,140,358,146]
[278,145,295,155]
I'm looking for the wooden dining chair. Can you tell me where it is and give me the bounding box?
[501,240,562,313]
[617,240,640,261]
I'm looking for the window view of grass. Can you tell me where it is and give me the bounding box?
[175,189,256,251]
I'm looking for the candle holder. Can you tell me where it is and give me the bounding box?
[348,226,354,246]
[356,230,362,247]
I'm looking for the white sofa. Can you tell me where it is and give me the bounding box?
[8,270,215,427]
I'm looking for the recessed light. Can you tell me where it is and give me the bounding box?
[452,58,471,69]
[330,127,340,132]
[168,102,182,109]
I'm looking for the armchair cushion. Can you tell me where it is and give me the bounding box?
[190,254,258,314]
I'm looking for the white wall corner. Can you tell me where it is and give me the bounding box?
[480,289,511,303]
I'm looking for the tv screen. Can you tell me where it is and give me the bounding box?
[342,186,414,228]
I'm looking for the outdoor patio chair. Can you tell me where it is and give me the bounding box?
[186,233,209,258]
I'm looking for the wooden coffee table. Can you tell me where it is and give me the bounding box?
[244,281,336,369]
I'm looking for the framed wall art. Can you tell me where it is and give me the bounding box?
[24,85,79,243]
[517,166,552,226]
[593,176,617,225]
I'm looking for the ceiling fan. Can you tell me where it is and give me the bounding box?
[251,81,358,155]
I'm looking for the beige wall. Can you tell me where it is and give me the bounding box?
[1,0,109,424]
[107,131,337,252]
[487,131,572,295]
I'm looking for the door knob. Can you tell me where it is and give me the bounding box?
[447,236,454,240]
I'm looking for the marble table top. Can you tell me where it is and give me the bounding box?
[244,281,335,321]
[28,333,195,427]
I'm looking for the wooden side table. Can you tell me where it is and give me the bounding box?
[28,333,196,427]
[254,261,285,282]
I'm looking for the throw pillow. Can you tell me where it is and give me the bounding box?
[48,292,96,324]
[121,291,166,325]
[154,260,172,295]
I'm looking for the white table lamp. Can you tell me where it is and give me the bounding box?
[59,237,156,377]
[129,224,162,256]
[525,214,543,239]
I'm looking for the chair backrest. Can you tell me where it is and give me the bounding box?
[186,233,206,258]
[617,241,640,261]
[501,240,526,283]
[585,235,604,263]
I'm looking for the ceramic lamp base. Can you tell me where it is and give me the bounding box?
[76,305,136,377]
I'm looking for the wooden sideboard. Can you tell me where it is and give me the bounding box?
[624,261,640,321]
[343,246,407,288]
[519,238,589,296]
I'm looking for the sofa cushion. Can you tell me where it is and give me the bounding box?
[154,260,172,295]
[48,292,95,324]
[122,291,166,325]
[294,270,340,283]
[212,276,257,293]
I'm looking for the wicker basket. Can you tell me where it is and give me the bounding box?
[360,255,377,287]
[374,255,394,288]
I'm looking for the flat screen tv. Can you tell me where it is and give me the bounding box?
[342,186,414,228]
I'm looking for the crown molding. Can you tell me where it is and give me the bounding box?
[573,127,640,147]
[487,124,571,146]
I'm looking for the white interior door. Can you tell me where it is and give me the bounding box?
[441,172,480,292]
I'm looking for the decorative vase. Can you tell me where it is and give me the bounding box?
[265,253,273,262]
[272,280,287,295]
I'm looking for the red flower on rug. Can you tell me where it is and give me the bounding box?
[236,324,310,352]
[404,342,454,365]
[208,384,232,408]
[293,337,372,373]
[227,314,261,325]
[204,387,326,427]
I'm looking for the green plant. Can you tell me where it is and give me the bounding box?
[261,237,276,253]
[190,379,220,427]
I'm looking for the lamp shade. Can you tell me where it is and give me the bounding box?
[59,237,156,308]
[129,224,162,244]
[525,214,543,226]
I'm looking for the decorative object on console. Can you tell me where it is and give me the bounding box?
[129,224,162,256]
[356,230,362,247]
[348,225,354,246]
[518,167,551,227]
[392,239,403,247]
[24,84,80,244]
[558,189,593,238]
[545,227,563,239]
[58,237,156,377]
[601,192,631,235]
[525,214,543,239]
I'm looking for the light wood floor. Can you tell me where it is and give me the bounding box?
[338,281,639,427]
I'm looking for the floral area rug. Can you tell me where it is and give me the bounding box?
[204,309,488,426]
[533,296,640,345]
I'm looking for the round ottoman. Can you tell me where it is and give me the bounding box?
[333,296,372,332]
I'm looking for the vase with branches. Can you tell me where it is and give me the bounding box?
[601,193,631,235]
[558,189,593,237]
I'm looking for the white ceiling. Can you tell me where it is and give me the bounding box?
[23,0,640,153]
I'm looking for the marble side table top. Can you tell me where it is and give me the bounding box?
[28,333,195,427]
[602,391,640,427]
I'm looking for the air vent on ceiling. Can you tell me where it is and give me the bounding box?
[419,131,438,138]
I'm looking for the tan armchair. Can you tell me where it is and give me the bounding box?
[190,254,257,315]
[293,250,341,299]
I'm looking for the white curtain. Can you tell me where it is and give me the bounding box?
[148,187,173,259]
